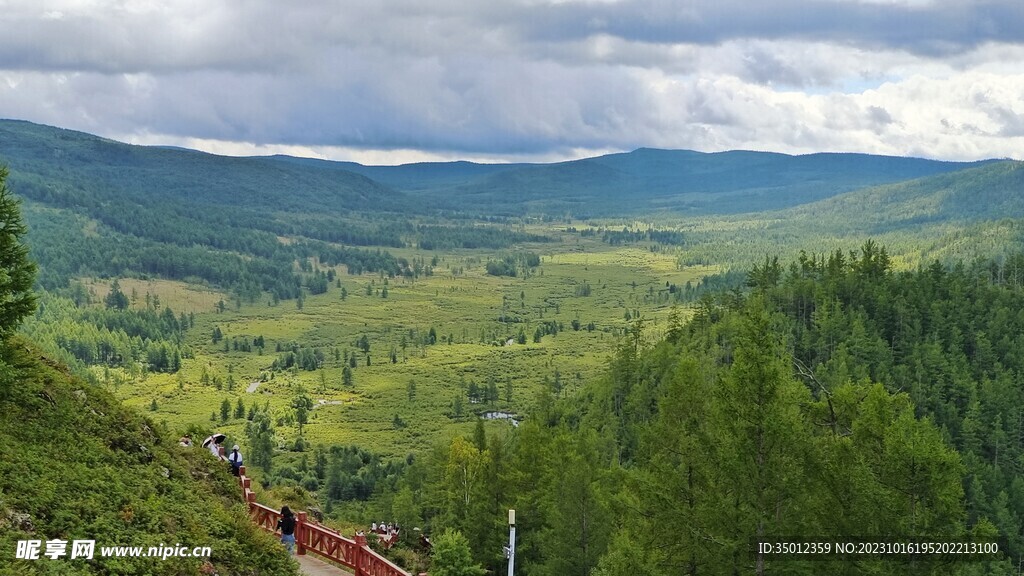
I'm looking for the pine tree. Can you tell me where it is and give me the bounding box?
[717,303,811,575]
[104,279,129,311]
[539,431,612,576]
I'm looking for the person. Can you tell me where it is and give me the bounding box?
[179,435,192,447]
[371,522,377,532]
[277,506,296,554]
[228,445,243,476]
[207,434,227,461]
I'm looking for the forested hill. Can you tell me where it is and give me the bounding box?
[0,119,404,214]
[266,154,528,192]
[1,119,998,220]
[267,147,998,217]
[0,337,299,576]
[356,147,996,217]
[0,119,563,295]
[0,118,1009,297]
[777,160,1024,234]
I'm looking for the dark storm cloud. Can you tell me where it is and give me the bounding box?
[114,56,659,154]
[4,1,1021,75]
[524,0,1024,57]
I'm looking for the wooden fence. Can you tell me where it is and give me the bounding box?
[238,465,415,576]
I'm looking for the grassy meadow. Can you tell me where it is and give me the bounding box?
[68,204,1020,463]
[101,229,712,458]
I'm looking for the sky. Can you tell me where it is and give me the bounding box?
[0,0,1022,164]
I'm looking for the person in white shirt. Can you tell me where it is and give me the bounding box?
[228,444,243,475]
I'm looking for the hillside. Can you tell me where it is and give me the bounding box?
[271,147,998,217]
[266,155,525,192]
[0,337,299,576]
[778,160,1024,234]
[372,250,1024,574]
[0,119,405,214]
[0,120,565,294]
[411,148,997,216]
[645,159,1024,272]
[1,120,998,225]
[0,120,423,293]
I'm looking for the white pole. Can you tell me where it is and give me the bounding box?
[507,509,516,576]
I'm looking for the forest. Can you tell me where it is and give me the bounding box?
[5,121,1024,575]
[293,245,1024,575]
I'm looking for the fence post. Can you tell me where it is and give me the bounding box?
[354,533,368,576]
[297,512,308,556]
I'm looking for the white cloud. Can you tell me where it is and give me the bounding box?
[117,133,615,165]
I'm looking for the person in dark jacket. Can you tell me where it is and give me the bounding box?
[228,445,243,476]
[277,506,297,554]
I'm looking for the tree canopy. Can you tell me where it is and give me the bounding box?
[0,167,36,336]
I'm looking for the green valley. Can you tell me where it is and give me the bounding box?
[5,119,1024,575]
[65,235,716,459]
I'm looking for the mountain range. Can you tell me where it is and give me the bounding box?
[0,118,1006,219]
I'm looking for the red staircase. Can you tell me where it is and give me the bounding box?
[238,466,414,576]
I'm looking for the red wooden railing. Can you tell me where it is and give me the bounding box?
[237,466,414,576]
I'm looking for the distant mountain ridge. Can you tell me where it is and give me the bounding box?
[266,143,999,216]
[428,148,998,216]
[0,118,1003,219]
[0,119,405,214]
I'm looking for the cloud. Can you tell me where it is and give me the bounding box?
[4,1,1021,73]
[526,0,1024,57]
[0,0,1021,161]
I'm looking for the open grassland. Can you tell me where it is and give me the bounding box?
[81,277,228,314]
[108,232,711,458]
